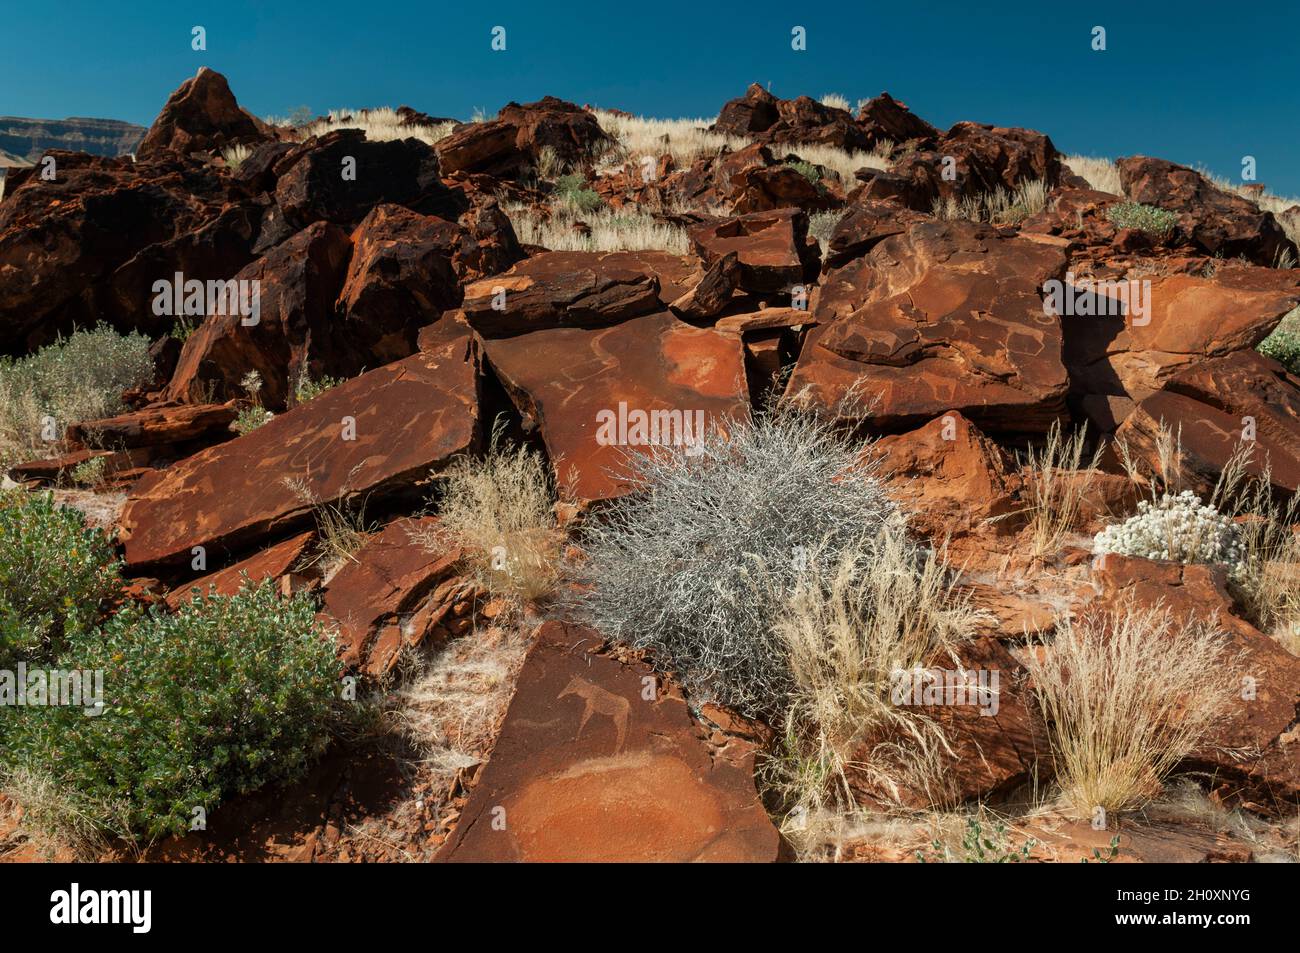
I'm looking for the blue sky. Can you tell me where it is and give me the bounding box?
[3,0,1299,194]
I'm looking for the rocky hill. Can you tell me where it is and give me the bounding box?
[0,66,1297,864]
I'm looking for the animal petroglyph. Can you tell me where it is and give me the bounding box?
[558,674,630,753]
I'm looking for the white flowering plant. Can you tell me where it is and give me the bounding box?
[1093,490,1242,567]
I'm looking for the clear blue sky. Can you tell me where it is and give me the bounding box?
[3,0,1299,194]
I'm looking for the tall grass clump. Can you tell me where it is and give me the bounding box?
[290,107,456,147]
[575,408,903,717]
[1025,605,1240,816]
[931,179,1047,226]
[1201,446,1300,653]
[769,528,984,819]
[1017,421,1103,559]
[0,326,152,466]
[1063,155,1123,196]
[420,427,563,607]
[505,203,690,253]
[1229,494,1300,655]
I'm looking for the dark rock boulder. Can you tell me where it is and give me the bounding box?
[1117,156,1296,265]
[137,67,271,159]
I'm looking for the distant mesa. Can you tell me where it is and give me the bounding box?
[0,115,146,163]
[0,148,33,169]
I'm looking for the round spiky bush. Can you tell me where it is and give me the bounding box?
[575,410,902,716]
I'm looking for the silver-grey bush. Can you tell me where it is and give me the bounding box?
[575,410,902,716]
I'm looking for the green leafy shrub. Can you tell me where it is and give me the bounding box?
[1105,202,1179,239]
[785,159,823,186]
[69,456,107,488]
[4,581,342,839]
[233,405,274,435]
[0,491,121,663]
[0,326,153,467]
[293,373,343,406]
[171,315,200,343]
[553,173,603,213]
[1258,307,1300,374]
[917,817,1037,863]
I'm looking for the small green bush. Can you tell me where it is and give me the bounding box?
[171,316,199,343]
[69,455,107,488]
[1105,202,1179,239]
[293,373,343,406]
[785,159,823,186]
[917,817,1037,863]
[0,491,121,663]
[1258,307,1300,374]
[0,326,153,467]
[233,405,274,435]
[4,581,342,838]
[554,173,603,214]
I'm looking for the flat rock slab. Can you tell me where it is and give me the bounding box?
[689,207,818,293]
[119,333,482,571]
[320,516,467,677]
[461,250,695,337]
[165,530,314,609]
[479,310,750,502]
[787,220,1069,435]
[438,620,781,862]
[871,410,1021,540]
[1063,264,1300,403]
[66,401,239,450]
[1115,351,1300,495]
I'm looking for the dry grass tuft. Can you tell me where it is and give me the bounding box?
[1214,457,1300,654]
[1064,155,1124,196]
[288,107,457,148]
[767,528,986,823]
[591,109,891,198]
[220,143,253,169]
[592,110,746,168]
[788,142,891,191]
[505,203,691,253]
[1025,605,1241,817]
[384,624,529,777]
[420,430,563,608]
[283,473,376,581]
[932,179,1048,226]
[0,766,131,861]
[1018,421,1103,559]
